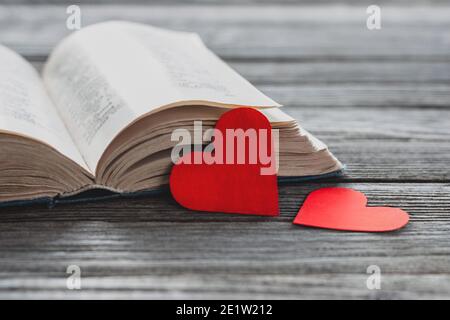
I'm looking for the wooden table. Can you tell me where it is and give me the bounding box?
[0,1,449,299]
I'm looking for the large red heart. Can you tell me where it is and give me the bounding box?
[170,108,279,216]
[293,188,409,232]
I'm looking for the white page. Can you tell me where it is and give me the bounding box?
[43,21,281,174]
[0,45,88,172]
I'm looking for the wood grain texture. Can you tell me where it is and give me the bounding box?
[1,5,449,60]
[0,3,449,299]
[287,105,450,182]
[0,183,449,299]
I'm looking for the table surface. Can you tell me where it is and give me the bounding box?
[0,1,449,299]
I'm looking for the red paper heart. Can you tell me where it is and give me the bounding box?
[293,188,409,232]
[170,108,279,216]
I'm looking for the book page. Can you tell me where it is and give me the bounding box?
[0,45,89,172]
[43,21,281,174]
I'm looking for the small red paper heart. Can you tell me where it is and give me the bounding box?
[170,108,279,216]
[293,188,409,232]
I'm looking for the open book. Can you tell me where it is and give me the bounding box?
[0,21,343,206]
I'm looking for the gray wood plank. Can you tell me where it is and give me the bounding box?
[264,85,450,109]
[232,61,450,85]
[1,5,449,59]
[285,105,450,182]
[0,183,449,299]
